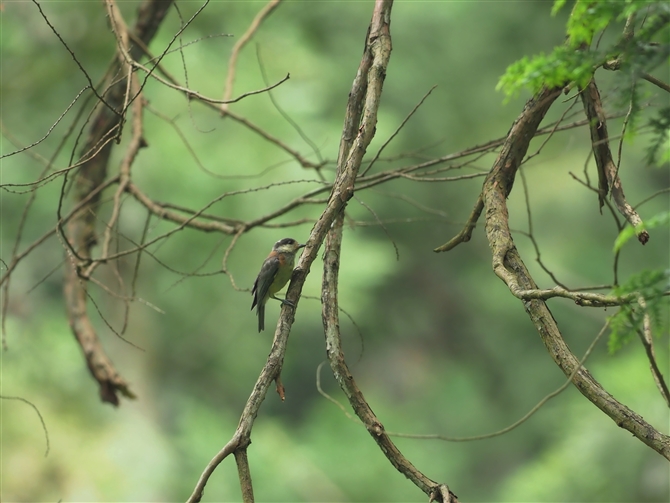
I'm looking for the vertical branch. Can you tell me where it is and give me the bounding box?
[62,0,173,405]
[234,448,254,503]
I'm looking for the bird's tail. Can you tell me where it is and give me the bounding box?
[257,304,265,332]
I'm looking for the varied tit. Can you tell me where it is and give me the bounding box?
[251,238,305,332]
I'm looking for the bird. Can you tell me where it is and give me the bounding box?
[251,237,305,332]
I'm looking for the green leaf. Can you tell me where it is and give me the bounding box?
[551,0,567,17]
[608,269,669,354]
[500,0,666,99]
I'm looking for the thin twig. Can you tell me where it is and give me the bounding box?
[518,167,568,288]
[31,0,120,118]
[384,320,609,441]
[641,72,670,93]
[256,45,324,166]
[361,85,437,176]
[0,395,50,457]
[355,196,399,260]
[0,86,91,160]
[434,196,483,252]
[220,0,282,112]
[635,297,670,407]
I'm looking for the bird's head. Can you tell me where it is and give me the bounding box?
[272,237,306,254]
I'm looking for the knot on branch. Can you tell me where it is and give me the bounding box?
[367,421,384,436]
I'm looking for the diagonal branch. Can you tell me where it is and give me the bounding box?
[634,297,670,407]
[580,78,649,244]
[433,195,483,252]
[220,0,282,113]
[323,213,459,503]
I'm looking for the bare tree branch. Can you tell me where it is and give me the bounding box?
[220,0,282,113]
[580,78,649,244]
[635,297,670,407]
[323,213,459,503]
[641,71,670,93]
[62,0,173,406]
[433,195,483,252]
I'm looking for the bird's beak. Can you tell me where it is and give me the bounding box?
[297,243,306,249]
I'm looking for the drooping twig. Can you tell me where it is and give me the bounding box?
[517,167,568,288]
[355,196,400,260]
[30,0,120,118]
[391,320,610,442]
[132,58,291,105]
[256,46,325,167]
[0,86,91,160]
[361,84,437,176]
[580,78,649,244]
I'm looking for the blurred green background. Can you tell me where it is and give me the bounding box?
[1,1,668,502]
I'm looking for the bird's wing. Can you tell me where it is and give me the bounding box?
[251,255,280,310]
